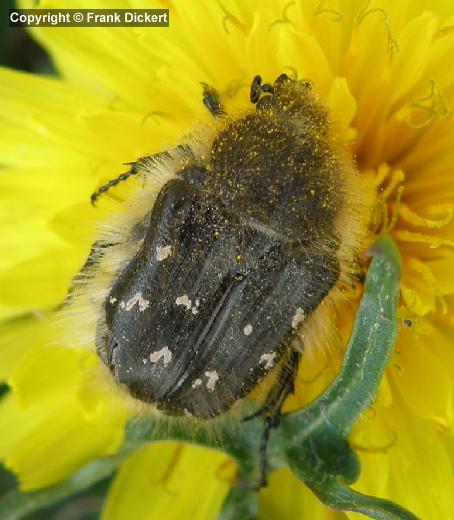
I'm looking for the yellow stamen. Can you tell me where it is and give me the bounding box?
[216,0,245,34]
[405,80,449,129]
[355,1,398,55]
[393,230,454,249]
[372,165,405,234]
[313,0,342,22]
[351,431,397,454]
[408,259,448,315]
[399,204,453,229]
[268,1,296,31]
[381,169,405,201]
[384,185,404,233]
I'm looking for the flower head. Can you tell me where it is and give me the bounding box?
[1,0,454,518]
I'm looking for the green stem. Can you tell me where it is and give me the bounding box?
[282,236,418,519]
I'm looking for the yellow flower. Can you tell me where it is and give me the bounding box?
[1,0,454,518]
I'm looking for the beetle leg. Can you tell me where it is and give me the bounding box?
[251,350,302,486]
[91,146,193,204]
[244,349,301,422]
[90,159,146,205]
[258,416,274,487]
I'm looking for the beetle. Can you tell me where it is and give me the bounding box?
[69,73,371,482]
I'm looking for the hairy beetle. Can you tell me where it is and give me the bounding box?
[70,74,371,438]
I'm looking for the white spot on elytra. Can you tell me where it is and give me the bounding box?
[156,245,172,262]
[192,378,202,389]
[176,294,192,310]
[259,352,277,370]
[205,370,219,391]
[142,358,147,365]
[192,299,201,315]
[149,346,173,366]
[176,294,201,315]
[109,296,117,304]
[292,307,305,329]
[243,324,253,336]
[120,292,150,312]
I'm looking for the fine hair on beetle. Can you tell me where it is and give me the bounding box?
[60,73,374,472]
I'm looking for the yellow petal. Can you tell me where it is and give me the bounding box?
[260,466,346,519]
[388,13,438,106]
[0,306,30,323]
[102,442,236,520]
[0,208,64,274]
[11,343,96,406]
[32,0,164,110]
[0,66,179,170]
[328,76,357,139]
[392,328,453,426]
[0,391,126,491]
[352,390,454,519]
[0,332,128,490]
[385,395,454,519]
[350,407,393,500]
[0,165,96,273]
[427,257,454,295]
[0,248,83,311]
[0,314,52,381]
[0,66,102,166]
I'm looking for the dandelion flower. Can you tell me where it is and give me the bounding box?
[1,0,454,518]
